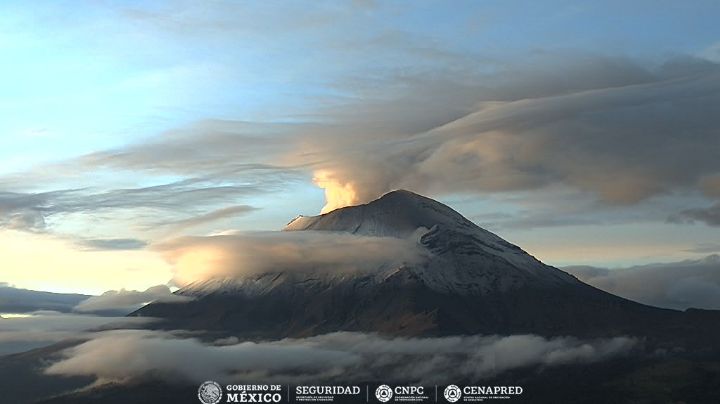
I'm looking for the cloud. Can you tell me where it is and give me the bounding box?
[686,243,720,254]
[151,205,259,232]
[0,311,153,355]
[56,54,719,222]
[287,332,637,383]
[66,179,257,213]
[155,231,426,286]
[673,203,720,226]
[701,41,720,62]
[73,285,192,315]
[308,58,720,210]
[0,176,276,236]
[0,191,60,232]
[4,54,719,233]
[76,238,148,251]
[45,330,357,384]
[74,121,300,176]
[564,255,720,310]
[44,330,637,384]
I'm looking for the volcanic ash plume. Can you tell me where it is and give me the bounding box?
[313,170,361,214]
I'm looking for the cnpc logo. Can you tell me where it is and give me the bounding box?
[375,385,393,402]
[443,385,461,403]
[375,385,425,402]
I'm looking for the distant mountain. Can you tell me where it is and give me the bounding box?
[563,255,720,310]
[134,190,720,346]
[0,286,89,314]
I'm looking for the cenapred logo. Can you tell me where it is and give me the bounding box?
[443,385,461,403]
[375,384,393,402]
[198,381,223,404]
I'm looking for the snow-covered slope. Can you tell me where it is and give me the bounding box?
[182,190,578,298]
[290,190,579,290]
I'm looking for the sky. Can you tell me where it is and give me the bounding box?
[1,0,719,295]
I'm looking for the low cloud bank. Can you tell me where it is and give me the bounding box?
[45,330,637,384]
[74,285,192,315]
[0,311,153,355]
[564,255,720,310]
[156,231,426,286]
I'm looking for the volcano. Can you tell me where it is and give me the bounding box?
[134,190,720,345]
[8,191,720,404]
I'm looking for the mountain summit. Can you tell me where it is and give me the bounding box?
[285,189,477,237]
[284,189,579,294]
[135,190,712,341]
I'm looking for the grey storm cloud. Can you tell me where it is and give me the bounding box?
[564,255,720,310]
[44,330,637,385]
[155,231,426,286]
[73,285,193,315]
